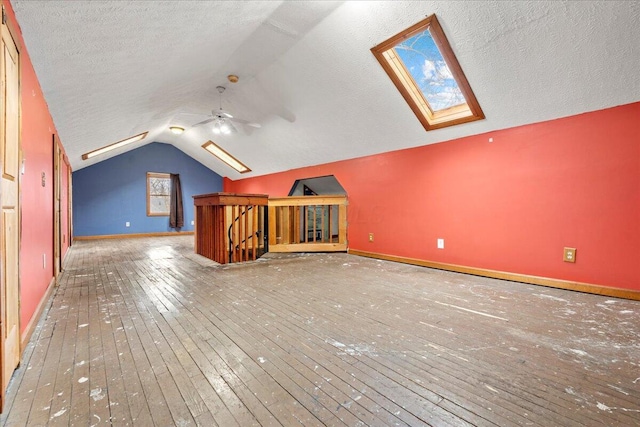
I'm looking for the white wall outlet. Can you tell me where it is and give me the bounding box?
[125,222,130,227]
[437,238,445,249]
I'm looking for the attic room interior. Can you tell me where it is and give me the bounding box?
[0,0,638,425]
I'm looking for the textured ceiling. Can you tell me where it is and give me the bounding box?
[12,1,640,178]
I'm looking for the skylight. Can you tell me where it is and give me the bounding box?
[202,140,251,174]
[371,14,484,131]
[81,131,148,160]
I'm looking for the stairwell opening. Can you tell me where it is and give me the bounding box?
[287,175,346,244]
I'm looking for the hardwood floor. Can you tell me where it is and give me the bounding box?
[2,235,639,426]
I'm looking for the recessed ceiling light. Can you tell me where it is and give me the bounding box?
[169,126,185,134]
[81,131,148,160]
[202,140,251,174]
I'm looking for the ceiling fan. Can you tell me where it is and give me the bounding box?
[192,86,261,135]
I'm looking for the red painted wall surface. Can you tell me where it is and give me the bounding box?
[4,0,71,333]
[226,103,640,291]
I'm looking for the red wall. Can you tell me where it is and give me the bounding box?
[226,103,640,291]
[4,0,71,333]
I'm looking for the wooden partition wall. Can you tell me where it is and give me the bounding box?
[268,195,347,253]
[193,193,268,264]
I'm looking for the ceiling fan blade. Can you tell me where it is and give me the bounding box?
[229,117,261,128]
[192,117,215,127]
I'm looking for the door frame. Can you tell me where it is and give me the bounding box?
[67,159,72,248]
[0,5,22,410]
[53,134,62,278]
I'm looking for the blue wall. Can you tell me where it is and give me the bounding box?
[73,142,223,236]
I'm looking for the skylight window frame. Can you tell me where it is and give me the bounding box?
[371,14,484,131]
[202,140,251,174]
[81,131,148,160]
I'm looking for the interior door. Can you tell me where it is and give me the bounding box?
[68,164,72,248]
[53,135,61,278]
[0,11,21,408]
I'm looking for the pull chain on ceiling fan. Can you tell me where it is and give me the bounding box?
[212,86,234,135]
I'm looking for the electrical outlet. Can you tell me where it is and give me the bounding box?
[563,247,576,263]
[125,221,130,227]
[191,220,195,226]
[437,238,445,249]
[368,233,374,242]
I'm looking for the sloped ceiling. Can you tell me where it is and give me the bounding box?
[12,1,640,178]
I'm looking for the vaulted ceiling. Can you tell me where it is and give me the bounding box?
[12,1,640,178]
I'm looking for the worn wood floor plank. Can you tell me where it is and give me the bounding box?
[2,235,639,427]
[215,275,483,424]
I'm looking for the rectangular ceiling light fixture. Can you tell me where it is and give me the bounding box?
[81,131,148,160]
[371,14,484,131]
[202,140,251,174]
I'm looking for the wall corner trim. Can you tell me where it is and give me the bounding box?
[348,249,640,301]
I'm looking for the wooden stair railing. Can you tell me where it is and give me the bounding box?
[268,195,347,253]
[193,193,268,264]
[227,205,265,263]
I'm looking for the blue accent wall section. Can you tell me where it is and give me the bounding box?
[73,142,223,236]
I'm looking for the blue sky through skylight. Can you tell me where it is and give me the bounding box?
[395,30,465,111]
